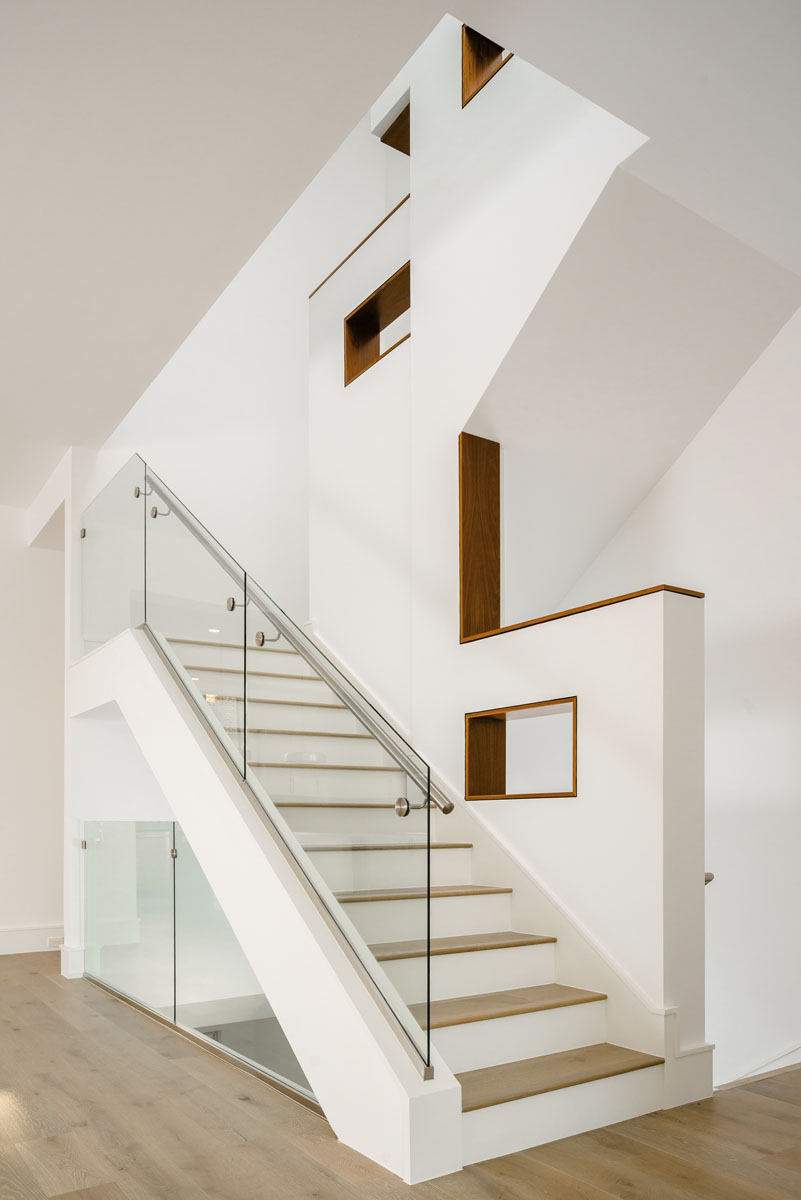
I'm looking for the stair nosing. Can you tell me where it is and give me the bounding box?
[168,637,298,655]
[370,931,557,961]
[336,884,513,904]
[187,665,321,682]
[304,841,473,852]
[410,983,607,1029]
[202,696,346,709]
[457,1042,665,1113]
[248,761,402,772]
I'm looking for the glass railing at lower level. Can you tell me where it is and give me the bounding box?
[80,455,442,1082]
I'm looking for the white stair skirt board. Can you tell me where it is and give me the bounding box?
[461,1063,664,1165]
[341,891,513,944]
[381,943,557,1005]
[430,997,608,1074]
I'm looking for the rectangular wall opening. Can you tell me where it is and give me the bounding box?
[459,432,501,638]
[462,24,513,107]
[344,261,411,386]
[465,697,577,800]
[380,103,410,156]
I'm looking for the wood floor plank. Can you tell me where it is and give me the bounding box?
[2,953,801,1199]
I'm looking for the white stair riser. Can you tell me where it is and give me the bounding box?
[342,892,512,944]
[276,806,417,835]
[461,1065,664,1165]
[383,943,556,1005]
[432,999,607,1074]
[171,641,309,672]
[244,730,394,767]
[243,704,365,735]
[308,847,473,891]
[189,669,336,705]
[252,765,406,799]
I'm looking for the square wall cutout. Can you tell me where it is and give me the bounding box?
[344,261,410,386]
[465,697,577,800]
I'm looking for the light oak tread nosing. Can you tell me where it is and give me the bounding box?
[188,664,322,681]
[203,695,346,709]
[458,1042,665,1112]
[275,800,397,809]
[225,727,372,739]
[370,930,557,960]
[409,983,606,1029]
[248,761,402,772]
[305,841,473,852]
[336,883,513,904]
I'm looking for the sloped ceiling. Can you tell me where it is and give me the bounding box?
[2,0,800,504]
[465,169,801,620]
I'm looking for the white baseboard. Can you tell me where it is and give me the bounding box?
[0,923,64,955]
[61,942,85,978]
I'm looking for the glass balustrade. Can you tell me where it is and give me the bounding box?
[80,454,434,1080]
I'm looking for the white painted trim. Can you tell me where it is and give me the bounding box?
[0,924,64,955]
[60,943,85,978]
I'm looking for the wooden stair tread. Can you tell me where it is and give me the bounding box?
[410,983,606,1029]
[457,1043,665,1112]
[305,841,473,852]
[370,931,556,961]
[225,727,372,739]
[248,761,402,772]
[168,637,298,655]
[336,884,512,904]
[202,696,346,709]
[188,664,321,681]
[275,801,396,809]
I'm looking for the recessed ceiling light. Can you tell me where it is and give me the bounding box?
[208,627,221,634]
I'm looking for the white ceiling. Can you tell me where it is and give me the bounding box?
[2,1,800,505]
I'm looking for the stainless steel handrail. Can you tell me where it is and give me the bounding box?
[145,469,453,814]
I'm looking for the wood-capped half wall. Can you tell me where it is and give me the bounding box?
[459,432,501,639]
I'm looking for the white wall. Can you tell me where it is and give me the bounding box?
[91,114,407,623]
[560,308,801,1084]
[0,505,64,953]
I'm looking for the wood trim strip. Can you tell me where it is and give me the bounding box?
[85,975,325,1117]
[459,432,501,639]
[460,585,705,644]
[309,194,411,299]
[344,332,410,387]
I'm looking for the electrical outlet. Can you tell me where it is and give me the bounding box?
[47,936,63,949]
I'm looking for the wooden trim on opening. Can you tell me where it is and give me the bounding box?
[465,697,578,801]
[344,261,411,386]
[309,194,410,299]
[85,975,325,1118]
[380,103,410,156]
[459,432,501,639]
[462,24,513,108]
[460,585,705,644]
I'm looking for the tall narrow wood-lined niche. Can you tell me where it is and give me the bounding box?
[462,25,513,107]
[459,432,501,639]
[344,262,411,386]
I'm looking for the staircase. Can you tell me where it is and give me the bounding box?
[168,629,665,1163]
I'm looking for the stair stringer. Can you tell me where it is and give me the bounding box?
[68,628,461,1185]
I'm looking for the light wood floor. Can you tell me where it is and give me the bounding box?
[2,953,800,1199]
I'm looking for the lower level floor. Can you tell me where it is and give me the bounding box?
[1,952,800,1198]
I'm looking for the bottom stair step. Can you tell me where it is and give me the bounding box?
[458,1042,665,1112]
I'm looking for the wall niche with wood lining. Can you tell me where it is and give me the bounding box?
[462,24,513,107]
[344,261,410,386]
[465,697,577,801]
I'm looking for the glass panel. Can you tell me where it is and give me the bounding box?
[144,467,247,774]
[83,821,174,1018]
[174,825,314,1100]
[81,455,146,652]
